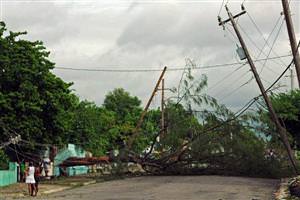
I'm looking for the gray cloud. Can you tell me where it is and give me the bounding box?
[2,0,300,111]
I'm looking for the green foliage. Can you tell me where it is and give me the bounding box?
[103,88,160,153]
[175,58,217,111]
[0,149,9,169]
[132,109,161,153]
[152,62,285,177]
[68,88,160,156]
[257,90,300,149]
[160,103,200,152]
[0,22,75,147]
[103,88,142,123]
[68,100,116,156]
[181,107,284,178]
[271,90,300,149]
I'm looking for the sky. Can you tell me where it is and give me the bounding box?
[1,0,299,111]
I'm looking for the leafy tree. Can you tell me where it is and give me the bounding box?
[159,102,200,152]
[269,90,300,149]
[103,88,160,153]
[133,108,161,153]
[254,90,300,151]
[0,22,75,147]
[142,60,283,177]
[103,88,142,123]
[69,100,116,156]
[103,88,140,150]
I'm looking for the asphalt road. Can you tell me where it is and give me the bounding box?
[33,176,279,200]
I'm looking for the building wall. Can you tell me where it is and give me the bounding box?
[0,162,17,187]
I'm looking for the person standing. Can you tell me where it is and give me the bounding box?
[43,157,50,177]
[34,164,42,196]
[25,162,36,196]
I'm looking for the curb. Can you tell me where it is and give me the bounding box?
[274,178,289,200]
[83,180,96,186]
[42,186,71,195]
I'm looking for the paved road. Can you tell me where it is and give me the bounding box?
[34,176,279,200]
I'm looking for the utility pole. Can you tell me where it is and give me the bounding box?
[291,68,294,90]
[281,0,300,88]
[161,79,165,137]
[285,68,295,91]
[219,5,298,174]
[127,67,167,149]
[289,68,295,91]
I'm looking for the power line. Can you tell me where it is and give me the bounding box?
[4,44,299,161]
[13,53,298,163]
[207,63,246,91]
[217,7,286,101]
[185,51,299,149]
[246,11,286,66]
[192,42,300,143]
[209,17,284,94]
[53,54,291,73]
[7,146,40,163]
[224,25,239,44]
[219,76,253,101]
[212,68,250,97]
[237,22,286,70]
[218,0,225,16]
[258,17,285,75]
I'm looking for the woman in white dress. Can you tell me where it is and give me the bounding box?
[25,162,36,196]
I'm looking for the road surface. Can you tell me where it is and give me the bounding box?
[33,176,279,200]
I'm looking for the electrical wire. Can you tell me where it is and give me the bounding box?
[246,11,286,66]
[6,146,40,163]
[3,42,300,166]
[183,41,300,148]
[218,11,286,103]
[212,68,250,98]
[53,54,291,73]
[225,25,239,44]
[258,18,285,75]
[18,42,299,154]
[219,76,254,101]
[237,23,285,69]
[218,0,225,16]
[207,63,246,91]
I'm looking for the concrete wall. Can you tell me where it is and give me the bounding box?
[67,166,89,176]
[0,162,17,187]
[54,144,88,176]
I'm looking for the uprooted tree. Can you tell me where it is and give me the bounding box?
[128,59,289,178]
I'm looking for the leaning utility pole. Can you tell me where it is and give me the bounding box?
[281,0,300,87]
[219,5,298,174]
[127,67,167,149]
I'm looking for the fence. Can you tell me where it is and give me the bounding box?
[0,162,17,187]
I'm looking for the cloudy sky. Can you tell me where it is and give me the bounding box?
[1,0,299,111]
